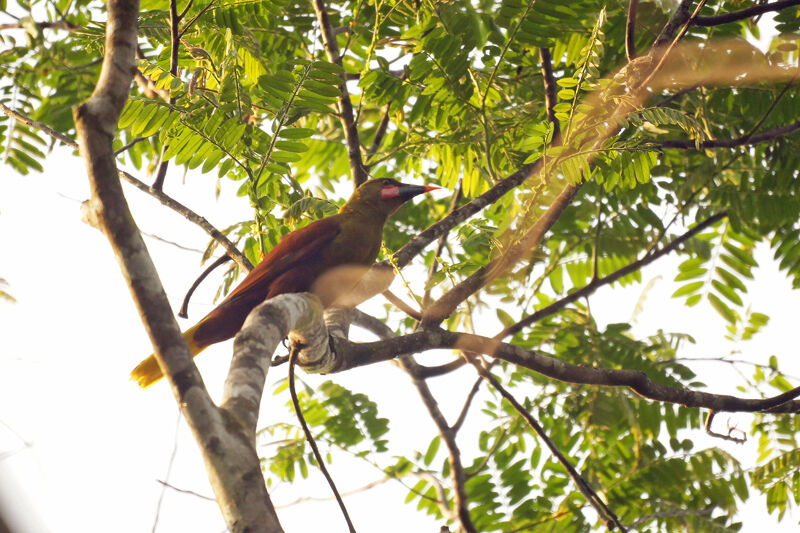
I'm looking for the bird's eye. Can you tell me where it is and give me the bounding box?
[381,179,392,186]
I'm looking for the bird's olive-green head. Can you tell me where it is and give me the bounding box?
[339,178,439,220]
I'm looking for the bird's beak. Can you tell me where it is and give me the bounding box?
[397,184,440,201]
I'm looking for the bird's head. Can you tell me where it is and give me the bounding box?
[341,178,440,219]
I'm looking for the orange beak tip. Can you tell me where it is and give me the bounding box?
[424,185,441,192]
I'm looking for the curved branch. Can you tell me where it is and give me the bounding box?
[178,254,231,318]
[693,0,800,27]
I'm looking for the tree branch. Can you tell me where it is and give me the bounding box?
[653,120,800,149]
[693,0,800,27]
[365,102,392,165]
[498,211,728,340]
[451,374,482,434]
[74,2,281,529]
[399,356,477,533]
[178,254,231,318]
[422,183,581,325]
[471,360,626,531]
[151,0,182,191]
[310,0,369,188]
[626,0,638,61]
[323,328,800,413]
[0,19,81,31]
[0,101,77,146]
[0,101,252,272]
[538,48,561,139]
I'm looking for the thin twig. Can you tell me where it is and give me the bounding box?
[629,507,714,528]
[274,478,391,508]
[288,346,357,533]
[365,102,392,165]
[0,19,81,31]
[152,412,182,533]
[114,135,150,156]
[422,181,463,307]
[538,48,561,139]
[451,375,482,434]
[152,0,182,190]
[155,479,216,501]
[142,231,205,253]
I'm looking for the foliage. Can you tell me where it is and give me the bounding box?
[3,0,800,530]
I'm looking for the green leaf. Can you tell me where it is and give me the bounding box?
[270,151,302,163]
[423,436,440,466]
[708,293,738,324]
[672,281,704,298]
[711,279,743,306]
[274,140,309,153]
[279,128,315,139]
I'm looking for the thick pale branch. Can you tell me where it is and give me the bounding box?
[223,293,333,433]
[74,2,280,530]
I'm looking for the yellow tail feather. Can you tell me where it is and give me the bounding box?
[130,323,206,389]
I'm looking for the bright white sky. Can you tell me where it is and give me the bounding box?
[1,141,800,532]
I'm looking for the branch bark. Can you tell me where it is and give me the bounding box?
[310,0,369,188]
[693,0,800,27]
[653,120,800,149]
[318,328,800,414]
[73,1,280,530]
[498,211,728,340]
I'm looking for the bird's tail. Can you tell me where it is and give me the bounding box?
[130,322,206,389]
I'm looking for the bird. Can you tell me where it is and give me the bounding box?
[131,178,439,388]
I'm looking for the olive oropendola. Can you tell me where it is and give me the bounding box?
[131,178,438,388]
